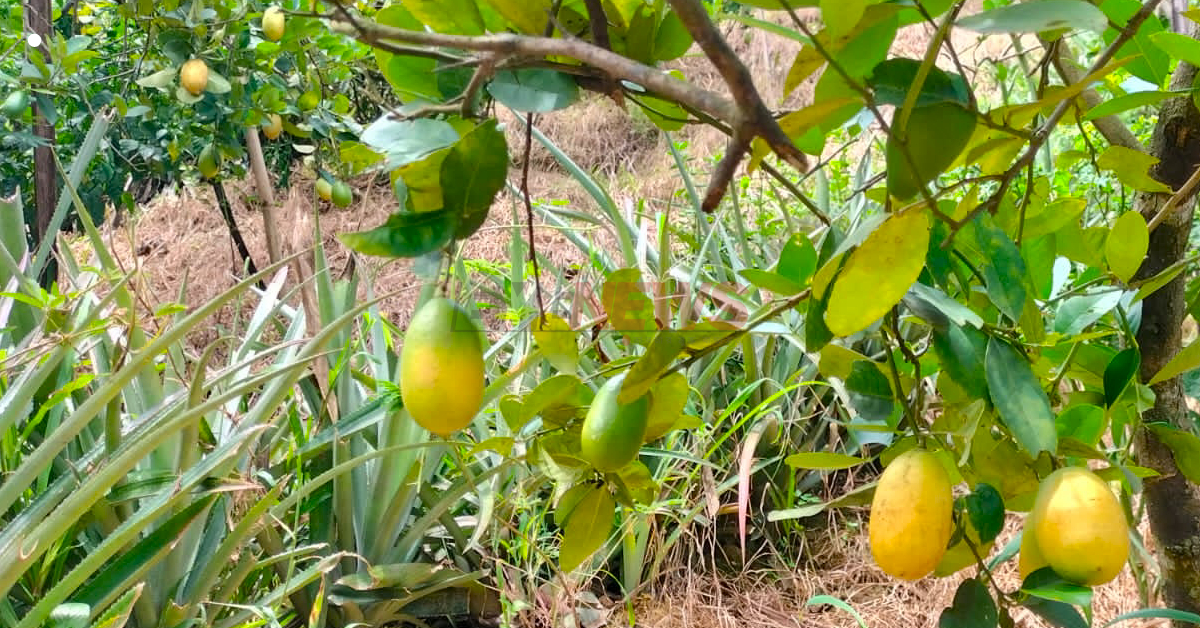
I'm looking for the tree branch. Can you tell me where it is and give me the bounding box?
[665,0,808,210]
[1049,38,1143,151]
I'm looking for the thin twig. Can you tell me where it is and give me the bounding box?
[1147,164,1200,232]
[522,115,547,323]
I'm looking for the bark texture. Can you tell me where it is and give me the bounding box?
[1134,59,1200,623]
[24,0,57,288]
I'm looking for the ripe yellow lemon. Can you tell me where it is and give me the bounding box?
[1030,466,1129,586]
[180,59,209,96]
[198,144,220,179]
[579,372,650,472]
[331,180,353,208]
[399,297,485,436]
[262,6,285,42]
[869,448,954,580]
[262,113,283,140]
[315,178,332,201]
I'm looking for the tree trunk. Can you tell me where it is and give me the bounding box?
[1134,58,1200,623]
[24,0,57,288]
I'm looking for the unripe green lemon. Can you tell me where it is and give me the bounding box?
[315,178,332,201]
[180,59,209,96]
[331,180,353,208]
[198,144,220,179]
[869,448,954,580]
[1,90,29,118]
[262,6,286,42]
[399,297,485,436]
[579,372,650,472]
[1030,466,1129,586]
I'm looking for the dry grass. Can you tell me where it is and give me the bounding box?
[629,508,1164,628]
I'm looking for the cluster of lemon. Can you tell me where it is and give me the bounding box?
[870,449,1129,586]
[399,298,650,473]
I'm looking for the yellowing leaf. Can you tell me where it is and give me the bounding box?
[785,451,867,470]
[824,210,930,336]
[1105,210,1149,283]
[1097,145,1172,194]
[559,485,615,572]
[533,312,579,374]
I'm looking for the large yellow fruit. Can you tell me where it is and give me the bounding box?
[261,113,283,140]
[180,59,209,96]
[399,297,485,436]
[869,448,954,580]
[1030,466,1129,586]
[579,372,650,472]
[262,6,285,42]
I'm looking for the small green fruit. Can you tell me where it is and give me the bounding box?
[331,180,353,207]
[580,373,651,472]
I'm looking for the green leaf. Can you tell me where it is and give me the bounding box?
[1056,404,1106,446]
[1097,146,1172,193]
[1105,210,1149,283]
[89,585,142,628]
[404,0,485,34]
[985,337,1057,456]
[521,374,586,427]
[1151,31,1200,68]
[361,118,460,168]
[777,232,818,286]
[1021,568,1094,608]
[205,71,231,94]
[1022,197,1086,240]
[869,57,970,107]
[965,483,1004,545]
[1149,339,1200,385]
[825,209,930,336]
[135,67,176,88]
[1054,290,1125,336]
[338,210,456,258]
[612,460,657,505]
[1023,596,1089,628]
[938,579,997,628]
[905,282,984,330]
[821,0,867,39]
[1146,423,1200,484]
[886,101,975,200]
[559,485,615,572]
[533,313,579,374]
[739,268,805,295]
[956,0,1107,34]
[653,11,693,61]
[1102,608,1200,627]
[620,331,686,403]
[441,119,508,238]
[784,451,868,470]
[805,595,869,628]
[481,0,550,33]
[643,372,690,442]
[1084,90,1184,121]
[381,55,440,103]
[932,323,990,401]
[844,360,896,422]
[973,214,1027,321]
[49,604,89,628]
[1102,0,1171,86]
[1103,348,1141,408]
[487,69,579,112]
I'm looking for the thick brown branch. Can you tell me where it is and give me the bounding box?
[1049,39,1142,151]
[333,17,740,124]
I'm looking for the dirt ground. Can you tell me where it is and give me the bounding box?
[66,5,1171,626]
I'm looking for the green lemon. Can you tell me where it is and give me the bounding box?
[580,372,651,472]
[331,180,353,207]
[315,178,332,201]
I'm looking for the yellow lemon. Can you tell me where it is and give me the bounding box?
[262,6,286,42]
[180,59,209,96]
[869,448,954,580]
[399,298,485,436]
[1030,466,1130,586]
